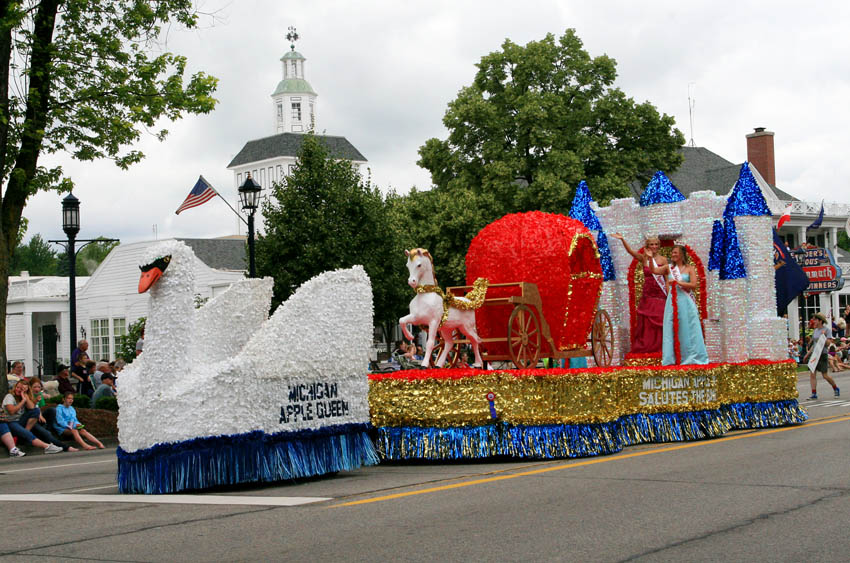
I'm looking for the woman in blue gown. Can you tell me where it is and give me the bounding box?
[651,245,709,365]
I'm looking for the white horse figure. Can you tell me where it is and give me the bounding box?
[399,248,485,368]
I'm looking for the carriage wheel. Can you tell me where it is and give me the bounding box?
[432,330,463,368]
[508,304,541,369]
[591,309,614,367]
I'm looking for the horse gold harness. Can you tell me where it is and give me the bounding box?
[415,277,489,326]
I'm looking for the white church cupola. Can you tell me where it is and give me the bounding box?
[271,27,317,134]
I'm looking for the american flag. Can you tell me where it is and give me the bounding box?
[175,176,217,215]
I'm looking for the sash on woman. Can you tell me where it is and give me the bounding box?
[661,266,708,366]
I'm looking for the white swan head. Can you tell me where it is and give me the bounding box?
[136,240,197,296]
[138,254,172,293]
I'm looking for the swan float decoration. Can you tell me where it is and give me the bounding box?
[117,240,378,494]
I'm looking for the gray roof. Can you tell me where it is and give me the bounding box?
[177,238,246,271]
[227,133,367,168]
[628,146,800,201]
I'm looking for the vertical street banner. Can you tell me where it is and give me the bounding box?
[773,229,809,315]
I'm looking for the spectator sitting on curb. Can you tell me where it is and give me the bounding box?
[1,381,63,454]
[91,361,112,388]
[111,359,126,375]
[9,379,40,431]
[78,359,96,397]
[27,378,78,453]
[6,361,24,390]
[29,377,47,410]
[828,341,850,372]
[71,339,88,368]
[0,422,25,457]
[56,364,76,395]
[53,392,104,450]
[92,373,116,405]
[70,353,89,393]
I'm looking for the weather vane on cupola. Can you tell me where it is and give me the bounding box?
[286,26,299,51]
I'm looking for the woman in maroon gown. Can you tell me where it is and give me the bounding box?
[611,234,667,354]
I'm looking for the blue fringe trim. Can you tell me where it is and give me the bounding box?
[376,422,624,460]
[376,400,807,460]
[616,410,731,446]
[117,423,379,494]
[721,400,808,429]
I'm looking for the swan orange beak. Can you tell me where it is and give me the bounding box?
[138,268,163,293]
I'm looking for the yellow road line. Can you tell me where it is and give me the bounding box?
[333,415,850,508]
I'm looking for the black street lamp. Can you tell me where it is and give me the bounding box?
[238,173,262,278]
[50,194,118,362]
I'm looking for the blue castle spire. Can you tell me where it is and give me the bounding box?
[568,180,602,231]
[639,171,685,207]
[723,162,772,218]
[568,181,614,281]
[719,217,747,280]
[707,220,725,271]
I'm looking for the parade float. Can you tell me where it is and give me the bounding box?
[116,240,378,494]
[116,162,808,491]
[370,163,807,461]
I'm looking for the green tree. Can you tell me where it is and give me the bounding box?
[256,135,408,351]
[54,236,117,276]
[76,237,119,276]
[390,187,502,287]
[10,233,58,275]
[417,29,685,214]
[839,230,849,253]
[0,2,218,392]
[116,317,145,363]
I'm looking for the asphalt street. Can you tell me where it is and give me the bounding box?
[1,370,848,562]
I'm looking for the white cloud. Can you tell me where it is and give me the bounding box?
[22,0,850,244]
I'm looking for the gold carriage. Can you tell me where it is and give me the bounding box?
[431,281,614,370]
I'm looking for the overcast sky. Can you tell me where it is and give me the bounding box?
[23,0,850,245]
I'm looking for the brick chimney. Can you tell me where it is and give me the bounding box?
[745,127,775,186]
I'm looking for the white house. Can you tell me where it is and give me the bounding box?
[6,237,248,377]
[5,273,89,379]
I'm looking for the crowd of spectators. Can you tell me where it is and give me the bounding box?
[792,310,850,374]
[1,338,121,458]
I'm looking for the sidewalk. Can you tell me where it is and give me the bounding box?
[2,436,119,462]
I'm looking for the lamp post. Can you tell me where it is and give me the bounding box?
[238,173,262,278]
[50,194,118,361]
[62,194,79,362]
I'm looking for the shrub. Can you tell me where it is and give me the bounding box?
[46,394,63,406]
[45,393,90,408]
[94,396,118,411]
[72,394,90,409]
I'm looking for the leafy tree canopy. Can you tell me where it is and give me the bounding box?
[256,135,409,339]
[417,29,685,214]
[10,233,57,275]
[391,187,501,287]
[75,237,119,276]
[10,233,117,276]
[0,0,218,392]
